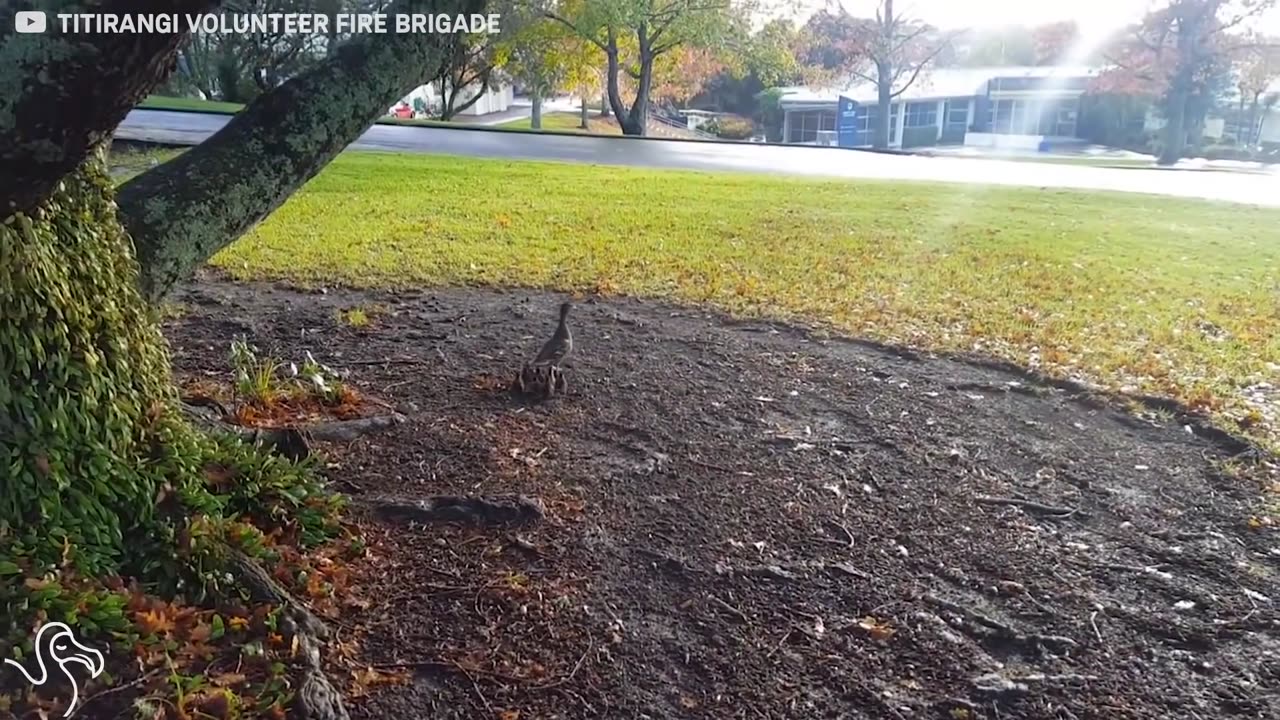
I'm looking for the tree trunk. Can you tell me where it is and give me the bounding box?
[0,0,482,575]
[1,150,198,575]
[875,63,893,150]
[601,91,611,117]
[531,90,543,129]
[581,97,590,128]
[1247,95,1260,146]
[603,31,642,135]
[0,0,216,214]
[121,0,481,301]
[626,50,655,137]
[1158,81,1189,166]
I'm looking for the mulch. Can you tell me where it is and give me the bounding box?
[161,274,1280,720]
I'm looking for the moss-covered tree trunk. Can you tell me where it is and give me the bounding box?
[0,0,483,590]
[0,150,209,578]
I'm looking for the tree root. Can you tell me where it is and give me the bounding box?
[924,593,1078,655]
[226,548,330,640]
[366,495,545,527]
[305,413,407,443]
[222,548,348,720]
[182,400,407,462]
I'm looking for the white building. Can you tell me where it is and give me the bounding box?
[395,81,514,118]
[777,66,1099,151]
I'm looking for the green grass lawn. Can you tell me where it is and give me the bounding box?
[114,147,1280,445]
[499,111,622,135]
[139,95,247,114]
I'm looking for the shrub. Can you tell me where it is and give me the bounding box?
[707,115,755,140]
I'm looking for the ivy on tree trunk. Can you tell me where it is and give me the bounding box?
[0,0,485,586]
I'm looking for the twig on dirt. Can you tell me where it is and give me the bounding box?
[451,659,493,714]
[1089,610,1104,645]
[720,563,798,582]
[974,495,1080,518]
[531,633,594,691]
[924,593,1078,655]
[82,669,165,711]
[709,595,751,624]
[823,519,856,548]
[635,547,699,575]
[366,494,545,527]
[765,627,796,658]
[507,533,542,556]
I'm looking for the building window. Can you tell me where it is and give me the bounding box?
[945,99,968,127]
[787,110,836,143]
[904,102,937,128]
[986,97,1080,137]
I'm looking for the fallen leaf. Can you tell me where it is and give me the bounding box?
[498,710,520,720]
[134,609,175,637]
[856,616,896,642]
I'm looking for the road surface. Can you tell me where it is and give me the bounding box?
[116,109,1280,207]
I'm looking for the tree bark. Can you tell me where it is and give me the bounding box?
[603,32,635,134]
[119,0,483,302]
[873,0,895,150]
[581,96,590,128]
[1158,80,1190,165]
[0,0,217,215]
[531,90,543,129]
[875,62,893,149]
[1,152,192,574]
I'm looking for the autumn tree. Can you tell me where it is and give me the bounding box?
[1032,20,1081,66]
[824,0,957,149]
[1234,37,1280,144]
[652,46,726,106]
[503,15,602,127]
[1,2,482,711]
[542,0,750,135]
[1099,0,1275,164]
[951,25,1036,67]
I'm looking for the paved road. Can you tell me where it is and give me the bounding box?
[116,109,1280,207]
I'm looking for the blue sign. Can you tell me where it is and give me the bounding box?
[837,96,860,148]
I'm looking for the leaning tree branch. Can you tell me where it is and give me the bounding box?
[0,0,218,214]
[118,0,485,302]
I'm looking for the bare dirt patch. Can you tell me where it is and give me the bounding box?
[163,275,1280,720]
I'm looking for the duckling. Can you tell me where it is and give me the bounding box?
[532,301,573,368]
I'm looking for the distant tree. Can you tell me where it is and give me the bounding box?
[653,46,726,106]
[1097,0,1276,165]
[543,0,752,135]
[745,17,804,87]
[952,25,1037,67]
[1032,20,1081,65]
[1234,38,1280,144]
[824,0,958,149]
[503,16,601,128]
[162,0,339,102]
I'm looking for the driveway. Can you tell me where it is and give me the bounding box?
[115,109,1280,207]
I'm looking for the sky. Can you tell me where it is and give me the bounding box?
[789,0,1280,36]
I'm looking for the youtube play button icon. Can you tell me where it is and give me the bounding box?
[15,11,47,34]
